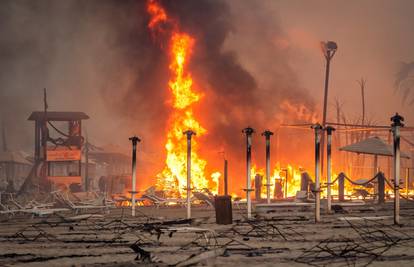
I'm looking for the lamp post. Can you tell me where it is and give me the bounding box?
[242,127,255,219]
[320,41,338,177]
[391,113,404,225]
[183,130,196,219]
[129,136,141,217]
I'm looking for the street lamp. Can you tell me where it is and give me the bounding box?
[320,41,338,176]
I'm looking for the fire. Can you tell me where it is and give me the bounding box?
[169,33,201,109]
[251,164,303,199]
[144,0,384,201]
[146,0,217,197]
[147,0,167,30]
[211,172,221,195]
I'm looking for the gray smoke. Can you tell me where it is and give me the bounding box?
[0,0,316,191]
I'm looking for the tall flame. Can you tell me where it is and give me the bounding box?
[146,0,214,197]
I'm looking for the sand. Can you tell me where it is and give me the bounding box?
[1,200,414,266]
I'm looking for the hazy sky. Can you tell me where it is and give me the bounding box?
[227,0,414,126]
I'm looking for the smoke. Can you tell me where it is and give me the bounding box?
[161,0,317,190]
[0,0,317,192]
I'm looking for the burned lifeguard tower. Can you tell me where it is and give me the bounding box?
[22,111,89,192]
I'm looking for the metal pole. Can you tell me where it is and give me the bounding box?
[406,168,409,198]
[254,174,262,201]
[284,169,288,198]
[388,132,391,179]
[129,136,141,217]
[326,126,335,213]
[373,155,379,197]
[84,131,89,192]
[183,130,196,219]
[242,127,255,219]
[378,172,385,204]
[224,159,228,196]
[312,124,323,222]
[262,130,273,204]
[322,58,331,129]
[391,113,404,225]
[320,57,331,177]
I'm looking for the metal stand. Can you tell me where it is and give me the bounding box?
[338,173,345,202]
[391,113,404,225]
[378,172,385,204]
[242,127,255,219]
[312,124,323,222]
[326,126,335,213]
[283,168,288,198]
[183,130,196,219]
[262,130,274,204]
[224,159,228,196]
[129,136,141,217]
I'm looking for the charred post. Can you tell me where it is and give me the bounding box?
[373,155,379,196]
[338,173,345,201]
[391,113,404,225]
[274,178,283,199]
[242,127,255,219]
[406,168,410,198]
[129,135,141,217]
[301,172,311,192]
[85,136,89,192]
[224,159,228,196]
[262,130,274,204]
[283,168,288,199]
[377,172,385,204]
[326,126,335,213]
[183,130,196,219]
[254,174,262,201]
[312,123,323,222]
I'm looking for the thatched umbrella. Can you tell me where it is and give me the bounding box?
[339,136,410,176]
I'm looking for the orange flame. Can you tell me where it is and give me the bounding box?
[146,0,217,197]
[169,33,200,109]
[147,0,167,30]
